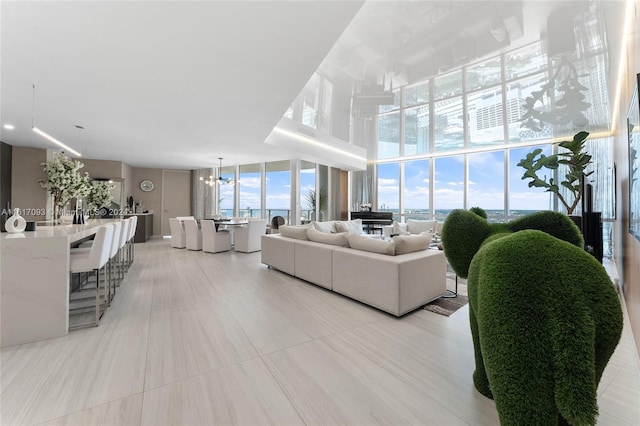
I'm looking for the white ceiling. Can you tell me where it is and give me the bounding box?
[0,1,364,169]
[1,1,627,170]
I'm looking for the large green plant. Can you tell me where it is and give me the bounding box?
[517,131,592,215]
[305,187,327,212]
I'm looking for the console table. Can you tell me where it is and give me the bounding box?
[124,213,153,242]
[0,220,116,347]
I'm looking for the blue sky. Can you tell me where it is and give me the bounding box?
[377,145,554,212]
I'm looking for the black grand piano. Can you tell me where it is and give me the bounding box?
[351,211,393,234]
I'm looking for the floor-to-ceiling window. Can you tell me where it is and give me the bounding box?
[300,161,316,223]
[218,165,235,217]
[433,156,464,221]
[371,22,613,233]
[377,162,400,221]
[265,160,291,223]
[238,163,261,219]
[468,151,505,221]
[403,159,430,220]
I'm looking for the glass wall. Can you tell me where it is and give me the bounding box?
[468,151,505,221]
[371,24,613,227]
[300,161,316,223]
[403,159,430,220]
[508,145,554,219]
[377,162,400,221]
[219,166,235,217]
[238,163,261,219]
[433,156,464,221]
[265,160,291,223]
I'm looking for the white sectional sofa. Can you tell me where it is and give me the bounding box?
[260,221,447,316]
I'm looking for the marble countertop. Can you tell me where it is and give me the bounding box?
[1,219,118,243]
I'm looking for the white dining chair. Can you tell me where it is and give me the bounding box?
[169,218,186,248]
[233,219,268,253]
[69,224,114,328]
[184,218,202,250]
[201,220,232,253]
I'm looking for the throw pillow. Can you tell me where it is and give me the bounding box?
[312,221,337,233]
[407,219,437,234]
[279,224,311,240]
[392,221,407,235]
[393,231,432,255]
[347,234,395,255]
[335,219,363,234]
[306,227,349,246]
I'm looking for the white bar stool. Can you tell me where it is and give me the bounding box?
[126,215,138,269]
[116,218,131,283]
[69,224,114,328]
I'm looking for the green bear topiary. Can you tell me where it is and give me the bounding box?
[469,206,488,219]
[441,209,623,425]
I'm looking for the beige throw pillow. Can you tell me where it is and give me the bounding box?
[312,221,337,233]
[306,227,349,246]
[392,221,408,235]
[407,219,437,234]
[393,231,432,254]
[335,219,363,234]
[279,224,311,240]
[347,234,395,255]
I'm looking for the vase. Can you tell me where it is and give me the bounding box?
[5,208,27,233]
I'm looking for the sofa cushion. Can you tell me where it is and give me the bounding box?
[347,233,395,255]
[393,231,432,255]
[392,221,408,235]
[335,219,363,234]
[312,221,337,233]
[279,224,311,240]
[306,227,349,246]
[407,219,437,234]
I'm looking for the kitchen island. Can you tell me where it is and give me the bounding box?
[1,220,116,348]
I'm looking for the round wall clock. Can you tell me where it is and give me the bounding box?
[140,180,155,192]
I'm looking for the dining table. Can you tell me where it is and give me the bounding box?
[204,218,249,231]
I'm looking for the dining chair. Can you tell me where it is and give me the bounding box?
[201,220,232,253]
[270,216,285,234]
[184,218,202,250]
[69,223,114,328]
[169,218,186,248]
[234,219,268,253]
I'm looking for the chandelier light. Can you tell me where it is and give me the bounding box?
[200,157,235,186]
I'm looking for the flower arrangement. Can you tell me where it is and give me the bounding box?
[38,152,90,220]
[86,180,114,215]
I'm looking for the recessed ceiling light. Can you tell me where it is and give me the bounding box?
[3,124,15,130]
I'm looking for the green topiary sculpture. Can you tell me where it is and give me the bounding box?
[441,209,623,425]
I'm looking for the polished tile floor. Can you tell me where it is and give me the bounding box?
[1,238,639,425]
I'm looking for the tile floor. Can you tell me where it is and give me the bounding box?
[1,238,639,425]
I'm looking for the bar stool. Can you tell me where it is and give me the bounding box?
[126,215,138,269]
[116,218,131,283]
[69,224,114,328]
[106,221,122,303]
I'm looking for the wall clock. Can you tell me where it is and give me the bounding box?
[140,180,155,192]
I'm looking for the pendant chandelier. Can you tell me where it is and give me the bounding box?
[200,157,235,186]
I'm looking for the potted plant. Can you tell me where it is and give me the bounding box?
[305,187,327,221]
[86,180,114,217]
[38,152,90,223]
[517,131,592,216]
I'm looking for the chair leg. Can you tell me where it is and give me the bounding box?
[95,268,100,327]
